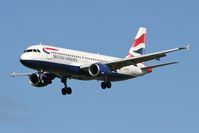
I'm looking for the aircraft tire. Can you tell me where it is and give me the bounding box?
[66,87,72,95]
[106,81,112,89]
[61,88,67,95]
[101,82,106,89]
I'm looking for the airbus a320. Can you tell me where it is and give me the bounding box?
[11,27,188,95]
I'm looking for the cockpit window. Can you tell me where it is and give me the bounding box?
[24,49,40,53]
[27,49,32,52]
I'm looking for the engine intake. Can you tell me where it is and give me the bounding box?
[29,73,54,87]
[88,63,111,77]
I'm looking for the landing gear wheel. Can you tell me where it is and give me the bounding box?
[106,81,112,89]
[101,81,112,89]
[66,87,72,95]
[61,87,72,95]
[61,78,72,95]
[101,82,106,89]
[61,88,67,95]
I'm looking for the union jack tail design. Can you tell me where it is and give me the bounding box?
[127,27,146,58]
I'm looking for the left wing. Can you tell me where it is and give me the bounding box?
[10,72,57,78]
[10,72,32,77]
[103,45,188,71]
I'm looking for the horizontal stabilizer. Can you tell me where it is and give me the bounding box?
[141,62,178,70]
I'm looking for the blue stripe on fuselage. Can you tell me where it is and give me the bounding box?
[20,59,80,74]
[20,59,134,81]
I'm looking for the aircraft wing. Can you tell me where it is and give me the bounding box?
[10,72,32,77]
[105,45,189,71]
[10,72,57,78]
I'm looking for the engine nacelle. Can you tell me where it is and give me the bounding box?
[88,63,111,77]
[29,73,54,87]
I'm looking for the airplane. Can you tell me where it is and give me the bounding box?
[11,27,189,95]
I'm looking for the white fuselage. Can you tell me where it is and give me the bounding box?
[20,45,145,81]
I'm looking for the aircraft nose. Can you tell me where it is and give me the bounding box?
[20,54,24,63]
[20,53,26,60]
[20,53,28,65]
[20,53,36,69]
[20,53,24,60]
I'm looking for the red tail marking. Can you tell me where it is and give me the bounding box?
[132,34,146,47]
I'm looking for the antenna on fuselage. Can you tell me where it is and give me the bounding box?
[40,42,42,45]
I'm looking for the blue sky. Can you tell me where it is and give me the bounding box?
[0,0,198,133]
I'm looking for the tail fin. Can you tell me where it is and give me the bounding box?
[127,27,146,58]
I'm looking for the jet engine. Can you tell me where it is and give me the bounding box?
[29,73,55,87]
[88,63,111,77]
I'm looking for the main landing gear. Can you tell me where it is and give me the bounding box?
[101,81,112,89]
[60,78,112,95]
[61,78,72,95]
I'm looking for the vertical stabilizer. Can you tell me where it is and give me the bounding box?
[127,27,146,58]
